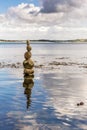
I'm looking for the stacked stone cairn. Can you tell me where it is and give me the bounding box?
[23,40,34,109]
[23,40,34,79]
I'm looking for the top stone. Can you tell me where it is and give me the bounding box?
[26,40,30,45]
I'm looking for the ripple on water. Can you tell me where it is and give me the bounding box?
[0,66,87,129]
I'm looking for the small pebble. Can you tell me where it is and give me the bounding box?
[77,103,80,106]
[80,102,84,105]
[77,102,84,106]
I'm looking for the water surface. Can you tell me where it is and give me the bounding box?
[0,42,87,130]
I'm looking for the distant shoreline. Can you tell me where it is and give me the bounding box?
[0,39,87,43]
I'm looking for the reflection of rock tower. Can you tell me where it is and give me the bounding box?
[23,80,34,109]
[23,40,34,109]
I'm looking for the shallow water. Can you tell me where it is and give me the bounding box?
[0,42,87,129]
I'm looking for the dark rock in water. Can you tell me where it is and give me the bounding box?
[49,61,68,66]
[23,59,34,69]
[26,45,32,51]
[17,62,21,65]
[82,65,87,68]
[34,64,44,68]
[77,103,80,106]
[24,68,34,75]
[80,102,84,105]
[11,63,17,68]
[24,52,31,60]
[0,62,23,68]
[77,102,84,106]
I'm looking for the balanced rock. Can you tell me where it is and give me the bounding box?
[26,40,30,45]
[24,51,31,60]
[24,68,34,75]
[23,59,34,69]
[26,45,32,52]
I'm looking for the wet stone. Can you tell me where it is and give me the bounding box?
[24,52,32,60]
[24,68,34,75]
[23,59,34,69]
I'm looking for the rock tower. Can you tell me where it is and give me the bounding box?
[23,40,34,109]
[23,40,34,78]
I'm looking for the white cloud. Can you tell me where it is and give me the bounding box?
[0,1,87,40]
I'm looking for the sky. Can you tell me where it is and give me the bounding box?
[0,0,87,40]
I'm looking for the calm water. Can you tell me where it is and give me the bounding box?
[0,42,87,130]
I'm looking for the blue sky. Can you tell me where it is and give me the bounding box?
[0,0,87,40]
[0,0,39,13]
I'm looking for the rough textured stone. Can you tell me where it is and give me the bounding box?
[24,52,31,60]
[24,68,34,75]
[23,59,34,69]
[26,40,30,45]
[26,45,32,51]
